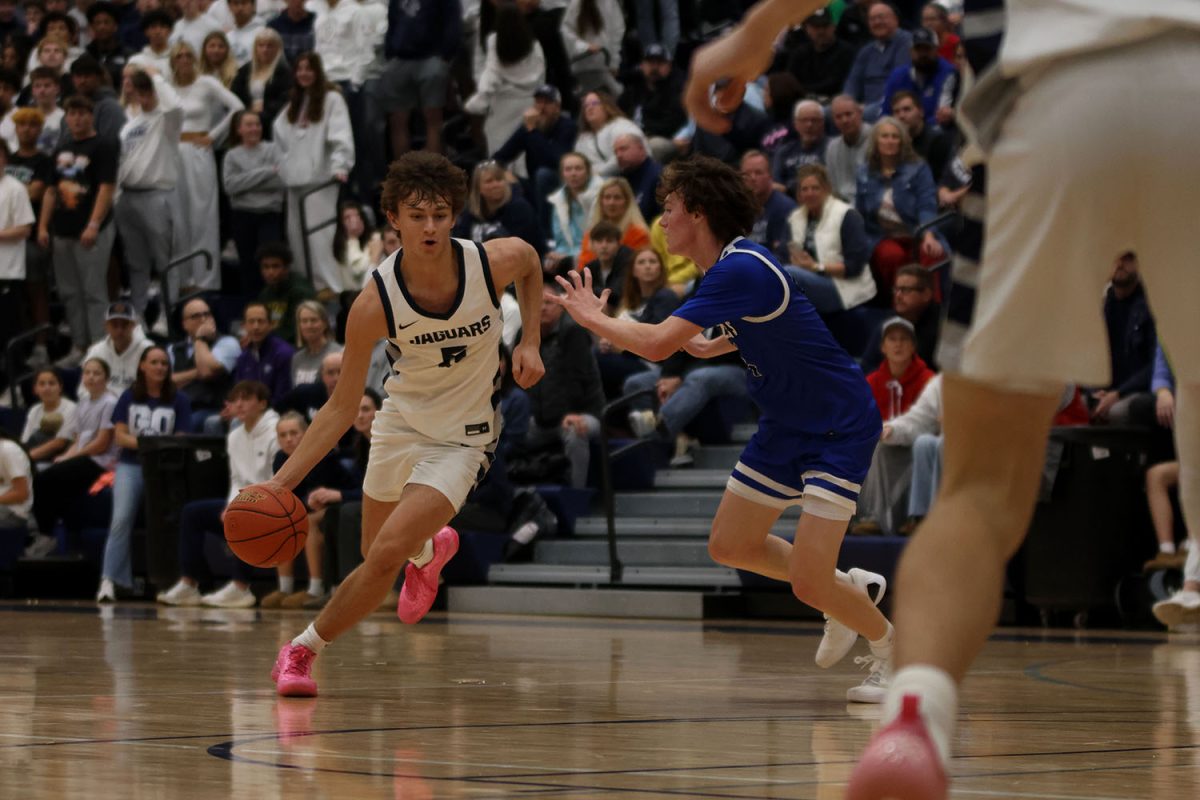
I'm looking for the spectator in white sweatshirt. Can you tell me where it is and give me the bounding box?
[83,301,154,395]
[156,380,281,608]
[116,67,183,315]
[560,0,624,97]
[272,51,354,297]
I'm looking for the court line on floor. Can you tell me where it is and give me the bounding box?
[1023,659,1156,697]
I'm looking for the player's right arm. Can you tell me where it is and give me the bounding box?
[268,288,389,493]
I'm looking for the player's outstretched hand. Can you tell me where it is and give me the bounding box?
[552,268,609,325]
[512,341,545,389]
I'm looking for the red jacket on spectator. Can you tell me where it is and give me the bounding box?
[867,356,935,422]
[1053,387,1090,426]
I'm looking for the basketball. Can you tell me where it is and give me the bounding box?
[223,484,308,568]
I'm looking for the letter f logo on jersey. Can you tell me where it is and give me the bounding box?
[438,345,468,368]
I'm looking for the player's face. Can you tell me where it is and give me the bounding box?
[600,186,627,221]
[658,192,700,258]
[388,196,453,258]
[276,421,303,454]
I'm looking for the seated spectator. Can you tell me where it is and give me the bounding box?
[492,83,576,230]
[781,163,874,314]
[1143,345,1184,570]
[544,150,602,276]
[880,28,957,125]
[614,132,661,221]
[560,0,623,96]
[855,116,944,297]
[522,284,604,488]
[257,240,315,344]
[921,1,960,63]
[84,2,130,88]
[890,88,953,183]
[0,427,32,544]
[156,380,280,608]
[280,350,340,422]
[290,301,341,387]
[233,300,294,405]
[579,221,631,312]
[199,31,237,88]
[130,10,173,76]
[85,301,153,395]
[618,42,686,164]
[861,264,941,370]
[230,27,290,134]
[21,367,76,468]
[26,356,116,558]
[170,296,240,432]
[740,149,796,256]
[97,345,192,602]
[452,160,542,255]
[575,90,645,178]
[865,317,935,422]
[759,72,805,159]
[575,176,648,269]
[224,0,262,67]
[825,95,873,203]
[596,246,679,397]
[783,8,855,102]
[334,200,380,291]
[771,100,827,197]
[464,3,545,165]
[1092,252,1156,424]
[843,1,913,119]
[223,110,284,295]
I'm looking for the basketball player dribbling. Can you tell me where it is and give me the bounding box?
[684,2,1200,797]
[553,156,896,703]
[262,152,545,696]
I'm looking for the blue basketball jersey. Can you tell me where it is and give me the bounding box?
[673,237,880,440]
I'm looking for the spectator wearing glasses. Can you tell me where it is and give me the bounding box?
[861,264,940,370]
[170,296,241,433]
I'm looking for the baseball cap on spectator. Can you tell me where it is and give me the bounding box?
[881,316,915,338]
[533,84,561,104]
[642,43,669,62]
[805,8,833,26]
[911,27,938,48]
[106,301,137,323]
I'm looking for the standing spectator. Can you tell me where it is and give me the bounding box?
[491,83,576,230]
[170,296,240,431]
[781,163,874,314]
[290,299,340,386]
[889,88,952,182]
[84,2,130,88]
[4,68,65,154]
[614,132,661,222]
[272,52,353,297]
[1093,252,1157,424]
[575,175,648,269]
[232,300,295,404]
[920,1,960,64]
[25,35,76,103]
[65,54,126,144]
[617,42,686,164]
[771,99,827,197]
[784,8,856,102]
[257,240,315,344]
[825,95,873,203]
[84,300,153,393]
[169,0,221,54]
[39,95,118,362]
[20,367,76,467]
[464,2,545,173]
[130,10,173,76]
[230,27,291,134]
[631,0,678,60]
[222,109,284,294]
[560,0,623,97]
[170,40,243,292]
[225,0,264,67]
[880,27,957,124]
[575,90,645,178]
[861,264,941,371]
[740,148,795,256]
[199,31,238,88]
[545,150,601,276]
[6,107,54,367]
[267,0,314,67]
[842,1,913,118]
[0,138,33,358]
[451,160,543,255]
[97,345,192,602]
[116,68,181,316]
[380,0,460,157]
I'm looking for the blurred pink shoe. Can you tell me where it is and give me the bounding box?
[271,643,318,697]
[846,694,948,800]
[397,527,459,624]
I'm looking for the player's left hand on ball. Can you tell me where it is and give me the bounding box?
[511,343,545,389]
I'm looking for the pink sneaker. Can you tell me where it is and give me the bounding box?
[846,694,948,800]
[271,643,319,697]
[397,526,459,624]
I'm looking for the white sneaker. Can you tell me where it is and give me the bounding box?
[847,653,891,704]
[627,409,657,438]
[22,533,57,559]
[157,579,203,606]
[201,581,257,608]
[95,578,116,603]
[815,568,887,668]
[1153,589,1200,628]
[25,344,49,370]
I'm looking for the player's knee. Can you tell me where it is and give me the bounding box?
[707,530,742,567]
[362,538,409,575]
[789,569,833,609]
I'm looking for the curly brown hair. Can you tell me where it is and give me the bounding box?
[655,156,757,245]
[380,151,469,218]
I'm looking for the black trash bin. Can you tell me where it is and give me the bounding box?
[139,435,229,591]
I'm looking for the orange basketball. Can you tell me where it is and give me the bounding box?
[223,484,308,568]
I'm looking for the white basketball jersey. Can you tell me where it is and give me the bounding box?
[370,238,503,446]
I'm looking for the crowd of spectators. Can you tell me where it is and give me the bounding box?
[0,0,1187,613]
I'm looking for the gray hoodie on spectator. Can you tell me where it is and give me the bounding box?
[222,141,286,212]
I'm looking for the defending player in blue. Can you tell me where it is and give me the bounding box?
[551,155,894,702]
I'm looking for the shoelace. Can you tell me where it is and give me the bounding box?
[854,654,887,684]
[284,646,315,675]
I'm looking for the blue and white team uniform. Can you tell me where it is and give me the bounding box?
[673,238,880,515]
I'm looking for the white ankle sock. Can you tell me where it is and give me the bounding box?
[869,622,895,656]
[292,623,329,654]
[1161,542,1177,555]
[307,578,324,596]
[279,576,295,593]
[883,664,958,765]
[409,538,434,568]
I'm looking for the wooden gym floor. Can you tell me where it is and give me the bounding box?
[1,602,1198,799]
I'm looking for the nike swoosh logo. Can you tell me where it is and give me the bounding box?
[396,320,419,330]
